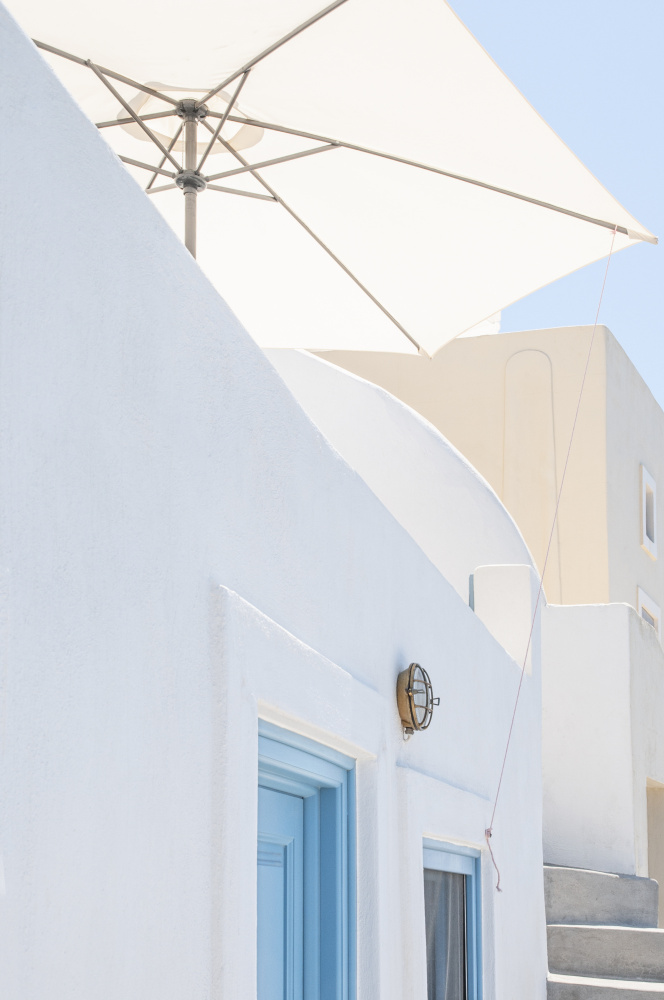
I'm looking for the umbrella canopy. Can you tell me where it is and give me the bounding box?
[6,0,656,355]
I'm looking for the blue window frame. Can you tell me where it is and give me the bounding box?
[258,721,355,1000]
[423,839,482,1000]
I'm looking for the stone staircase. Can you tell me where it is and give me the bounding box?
[546,865,664,998]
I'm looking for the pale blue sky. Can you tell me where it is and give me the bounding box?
[449,0,664,407]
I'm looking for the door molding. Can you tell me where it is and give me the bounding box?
[259,723,356,1000]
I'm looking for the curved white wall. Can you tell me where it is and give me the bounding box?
[267,349,534,604]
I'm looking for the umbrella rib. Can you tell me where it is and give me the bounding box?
[197,72,250,173]
[146,122,184,191]
[33,40,652,242]
[147,184,179,194]
[87,62,183,172]
[207,128,422,353]
[97,111,177,128]
[222,115,650,242]
[206,185,277,201]
[118,156,177,179]
[205,144,338,182]
[199,0,351,104]
[32,40,180,106]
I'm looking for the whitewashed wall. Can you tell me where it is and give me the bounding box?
[267,349,533,605]
[0,9,546,999]
[542,604,636,874]
[542,602,664,877]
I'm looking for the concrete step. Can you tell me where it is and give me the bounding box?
[548,925,664,982]
[548,973,664,999]
[545,866,659,928]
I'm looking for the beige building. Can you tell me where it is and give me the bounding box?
[320,325,664,623]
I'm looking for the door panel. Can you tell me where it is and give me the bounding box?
[257,786,304,1000]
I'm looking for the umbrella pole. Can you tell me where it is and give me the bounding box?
[175,100,208,258]
[184,117,198,257]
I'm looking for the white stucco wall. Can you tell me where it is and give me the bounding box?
[629,611,664,878]
[542,602,664,878]
[542,604,635,874]
[0,10,546,1000]
[473,564,542,674]
[215,586,544,1000]
[267,349,534,605]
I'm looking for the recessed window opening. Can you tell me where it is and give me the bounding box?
[423,841,481,1000]
[641,466,657,559]
[646,485,655,543]
[643,607,657,629]
[637,587,661,641]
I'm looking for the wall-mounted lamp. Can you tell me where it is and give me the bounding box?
[396,663,439,736]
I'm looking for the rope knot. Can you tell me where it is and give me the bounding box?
[485,826,502,892]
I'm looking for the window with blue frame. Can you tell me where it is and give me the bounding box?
[257,721,355,1000]
[423,840,482,1000]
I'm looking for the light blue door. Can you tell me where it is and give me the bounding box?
[257,785,304,1000]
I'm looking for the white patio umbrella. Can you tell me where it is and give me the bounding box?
[5,0,656,355]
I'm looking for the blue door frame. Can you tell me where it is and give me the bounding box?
[258,722,356,1000]
[258,785,304,1000]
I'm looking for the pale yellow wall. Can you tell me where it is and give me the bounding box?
[318,326,610,605]
[605,333,664,613]
[503,350,562,601]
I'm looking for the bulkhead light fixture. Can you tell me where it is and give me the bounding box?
[396,663,439,736]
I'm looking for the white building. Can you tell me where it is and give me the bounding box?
[0,11,547,1000]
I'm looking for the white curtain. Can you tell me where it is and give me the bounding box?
[424,868,467,1000]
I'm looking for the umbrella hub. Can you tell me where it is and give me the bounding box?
[175,99,209,122]
[176,169,207,194]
